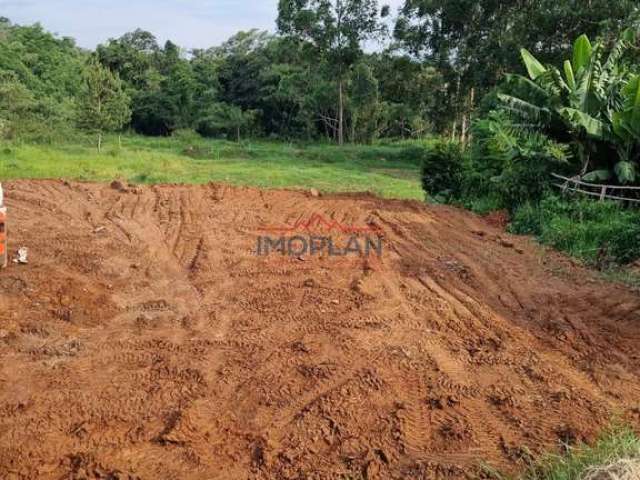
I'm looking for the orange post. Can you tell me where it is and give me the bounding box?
[0,183,5,269]
[0,207,6,269]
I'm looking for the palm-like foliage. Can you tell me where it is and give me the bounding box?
[497,30,640,184]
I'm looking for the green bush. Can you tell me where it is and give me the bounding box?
[465,113,571,210]
[511,194,640,266]
[462,195,504,215]
[172,129,203,144]
[419,139,465,202]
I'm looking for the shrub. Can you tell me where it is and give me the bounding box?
[510,194,640,266]
[466,112,571,210]
[172,129,203,144]
[419,139,465,202]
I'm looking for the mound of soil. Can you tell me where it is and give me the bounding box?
[0,180,639,479]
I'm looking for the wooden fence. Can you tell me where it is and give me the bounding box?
[551,173,640,205]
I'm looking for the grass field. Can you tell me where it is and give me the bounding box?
[0,133,424,200]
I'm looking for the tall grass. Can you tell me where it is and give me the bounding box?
[510,194,640,267]
[518,425,640,480]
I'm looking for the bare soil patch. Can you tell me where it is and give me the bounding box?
[0,180,639,479]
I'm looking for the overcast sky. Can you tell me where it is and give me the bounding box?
[1,0,405,50]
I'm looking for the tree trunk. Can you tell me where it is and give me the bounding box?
[338,77,344,146]
[451,73,461,143]
[460,87,476,146]
[97,132,102,153]
[461,114,468,145]
[237,126,241,143]
[351,113,356,144]
[118,134,122,150]
[466,88,476,145]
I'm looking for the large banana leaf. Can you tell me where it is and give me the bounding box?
[582,169,612,182]
[558,107,608,139]
[498,93,550,123]
[572,34,593,74]
[604,29,632,74]
[563,60,576,91]
[612,76,640,142]
[520,48,546,80]
[503,73,552,102]
[623,75,640,126]
[571,55,603,116]
[548,66,570,94]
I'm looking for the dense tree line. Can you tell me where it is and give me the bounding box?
[0,1,638,144]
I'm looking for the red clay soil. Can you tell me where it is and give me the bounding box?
[0,180,639,480]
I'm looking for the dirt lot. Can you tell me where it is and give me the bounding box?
[0,180,639,480]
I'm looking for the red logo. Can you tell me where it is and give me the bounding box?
[259,213,382,234]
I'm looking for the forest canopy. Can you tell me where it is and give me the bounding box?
[1,1,637,144]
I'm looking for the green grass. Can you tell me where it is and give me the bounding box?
[599,268,640,290]
[523,426,640,480]
[487,425,640,480]
[0,133,424,200]
[510,194,640,267]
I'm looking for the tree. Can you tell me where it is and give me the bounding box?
[0,19,85,140]
[196,103,256,141]
[348,62,381,142]
[77,59,131,152]
[0,72,36,139]
[394,0,638,140]
[372,52,444,137]
[277,0,388,144]
[96,29,159,90]
[96,30,162,135]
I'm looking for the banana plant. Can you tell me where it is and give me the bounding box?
[497,30,639,185]
[609,74,640,183]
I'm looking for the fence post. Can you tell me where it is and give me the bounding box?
[599,185,607,201]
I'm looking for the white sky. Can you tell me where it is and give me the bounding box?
[0,0,406,50]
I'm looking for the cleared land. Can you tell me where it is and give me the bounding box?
[0,180,639,479]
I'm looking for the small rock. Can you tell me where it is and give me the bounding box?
[56,308,72,322]
[331,299,340,305]
[309,188,321,198]
[515,248,524,255]
[499,238,514,249]
[13,247,28,264]
[93,226,106,234]
[110,180,128,193]
[303,279,316,288]
[297,255,306,262]
[471,229,486,237]
[291,341,310,353]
